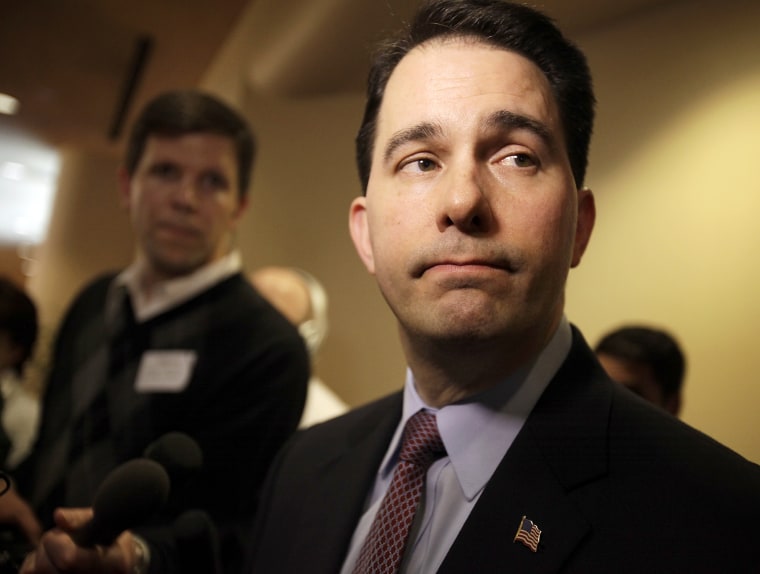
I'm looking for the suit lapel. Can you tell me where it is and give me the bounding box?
[440,329,612,573]
[290,393,403,573]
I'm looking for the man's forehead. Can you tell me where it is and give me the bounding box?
[373,39,562,157]
[142,133,237,162]
[378,40,556,126]
[145,131,235,148]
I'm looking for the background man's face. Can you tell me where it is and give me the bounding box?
[120,133,246,281]
[597,353,680,415]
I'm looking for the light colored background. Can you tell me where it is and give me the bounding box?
[4,0,759,462]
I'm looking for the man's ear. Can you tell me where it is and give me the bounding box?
[117,166,132,210]
[348,196,375,274]
[5,341,24,372]
[571,187,596,268]
[665,392,682,418]
[230,195,249,227]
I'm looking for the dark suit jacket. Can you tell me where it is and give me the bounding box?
[250,328,760,573]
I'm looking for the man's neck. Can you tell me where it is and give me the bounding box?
[400,321,561,408]
[131,257,177,301]
[119,251,241,323]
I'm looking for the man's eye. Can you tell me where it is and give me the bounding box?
[505,153,536,168]
[400,157,437,173]
[199,172,229,192]
[150,163,180,179]
[416,158,437,172]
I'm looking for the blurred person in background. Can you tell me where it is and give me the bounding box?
[0,276,43,570]
[595,325,685,417]
[10,90,309,574]
[250,266,348,427]
[0,276,40,469]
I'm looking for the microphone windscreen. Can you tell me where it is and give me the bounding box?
[71,458,170,547]
[173,509,221,574]
[144,431,203,483]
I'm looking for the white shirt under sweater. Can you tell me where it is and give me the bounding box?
[111,251,243,323]
[1,368,40,468]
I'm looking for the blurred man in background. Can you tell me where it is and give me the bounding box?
[595,325,685,416]
[11,90,309,574]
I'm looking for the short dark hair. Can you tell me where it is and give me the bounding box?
[595,326,686,398]
[0,276,38,375]
[356,0,595,193]
[124,90,256,198]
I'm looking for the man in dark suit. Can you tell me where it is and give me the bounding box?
[249,1,760,572]
[11,90,309,574]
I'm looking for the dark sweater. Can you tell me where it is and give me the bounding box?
[17,271,309,573]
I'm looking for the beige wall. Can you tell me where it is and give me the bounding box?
[28,147,132,324]
[22,146,132,392]
[184,88,407,408]
[569,0,760,461]
[234,92,406,407]
[17,0,759,461]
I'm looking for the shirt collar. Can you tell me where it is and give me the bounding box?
[381,316,572,500]
[111,250,243,322]
[1,368,21,399]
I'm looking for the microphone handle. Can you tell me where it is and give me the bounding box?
[173,509,221,574]
[70,515,119,547]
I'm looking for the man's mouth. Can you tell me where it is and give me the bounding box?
[157,222,200,239]
[414,255,518,278]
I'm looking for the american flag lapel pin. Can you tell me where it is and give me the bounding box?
[513,515,542,552]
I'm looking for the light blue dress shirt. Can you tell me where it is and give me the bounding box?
[340,317,572,573]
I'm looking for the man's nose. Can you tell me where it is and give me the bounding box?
[170,178,199,210]
[436,163,494,233]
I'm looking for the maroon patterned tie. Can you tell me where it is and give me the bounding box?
[352,410,446,574]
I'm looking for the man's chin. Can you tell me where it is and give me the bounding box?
[149,253,208,280]
[410,318,507,345]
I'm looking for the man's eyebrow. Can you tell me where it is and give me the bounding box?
[486,110,554,148]
[383,122,443,163]
[147,158,178,168]
[382,112,555,162]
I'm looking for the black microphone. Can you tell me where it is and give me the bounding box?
[143,431,203,484]
[147,434,219,572]
[70,458,170,547]
[144,431,203,515]
[173,509,221,574]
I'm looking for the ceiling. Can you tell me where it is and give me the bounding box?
[0,0,250,152]
[0,0,673,248]
[0,0,676,152]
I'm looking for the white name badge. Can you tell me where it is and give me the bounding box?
[135,350,197,393]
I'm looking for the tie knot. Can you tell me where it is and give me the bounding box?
[399,410,445,467]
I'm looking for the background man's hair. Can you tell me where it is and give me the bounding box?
[0,276,38,375]
[595,325,686,397]
[124,90,256,198]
